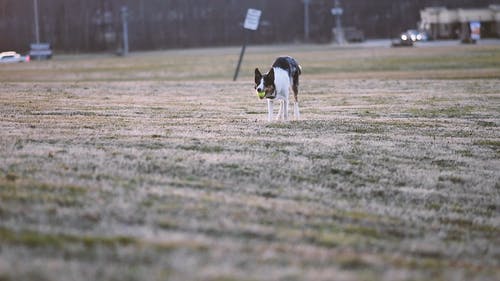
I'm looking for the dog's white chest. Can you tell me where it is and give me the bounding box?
[273,67,292,99]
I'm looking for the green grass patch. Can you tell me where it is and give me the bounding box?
[168,177,226,190]
[474,139,500,149]
[178,144,224,153]
[0,227,136,249]
[438,175,465,184]
[337,255,372,270]
[476,120,497,127]
[431,159,466,169]
[0,179,87,207]
[407,105,476,118]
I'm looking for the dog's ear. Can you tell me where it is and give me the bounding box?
[254,68,262,84]
[265,68,274,84]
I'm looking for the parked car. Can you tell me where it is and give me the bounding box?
[0,51,30,63]
[391,32,414,47]
[344,27,365,43]
[406,29,430,41]
[406,29,421,41]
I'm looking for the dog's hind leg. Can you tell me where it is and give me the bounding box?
[276,100,282,120]
[276,99,289,121]
[267,99,274,122]
[292,73,300,120]
[294,101,300,120]
[292,72,299,103]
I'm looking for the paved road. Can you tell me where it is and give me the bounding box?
[352,38,500,48]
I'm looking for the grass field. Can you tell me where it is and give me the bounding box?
[0,43,499,281]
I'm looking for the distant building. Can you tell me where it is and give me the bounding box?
[420,5,500,39]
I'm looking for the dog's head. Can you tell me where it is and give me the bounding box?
[254,68,276,99]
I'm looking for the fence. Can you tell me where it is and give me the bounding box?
[0,0,493,53]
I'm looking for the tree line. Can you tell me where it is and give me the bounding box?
[0,0,491,53]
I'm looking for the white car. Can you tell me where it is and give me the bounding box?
[0,51,30,63]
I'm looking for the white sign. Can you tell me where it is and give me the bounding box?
[470,21,481,40]
[331,8,343,16]
[244,8,262,31]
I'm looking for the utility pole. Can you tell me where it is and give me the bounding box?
[121,6,129,56]
[332,0,345,44]
[33,0,40,44]
[303,0,311,42]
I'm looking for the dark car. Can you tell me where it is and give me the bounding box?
[344,27,365,43]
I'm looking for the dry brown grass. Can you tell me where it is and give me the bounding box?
[0,43,499,281]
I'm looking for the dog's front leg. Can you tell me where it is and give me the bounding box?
[276,100,283,120]
[267,99,273,122]
[283,99,289,121]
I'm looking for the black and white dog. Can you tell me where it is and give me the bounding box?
[254,56,301,121]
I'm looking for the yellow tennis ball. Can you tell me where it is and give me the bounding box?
[257,91,265,98]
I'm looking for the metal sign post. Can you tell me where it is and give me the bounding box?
[233,8,261,81]
[303,0,311,42]
[121,6,129,56]
[33,0,40,44]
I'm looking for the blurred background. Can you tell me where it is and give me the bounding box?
[0,0,498,53]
